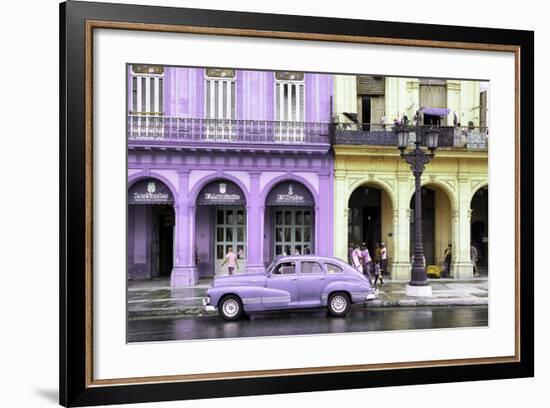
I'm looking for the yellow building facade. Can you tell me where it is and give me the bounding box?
[333,76,489,280]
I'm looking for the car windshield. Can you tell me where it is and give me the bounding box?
[265,258,280,275]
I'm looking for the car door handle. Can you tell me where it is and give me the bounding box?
[290,278,297,281]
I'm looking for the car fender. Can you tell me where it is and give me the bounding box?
[321,281,369,306]
[207,286,293,312]
[208,286,263,310]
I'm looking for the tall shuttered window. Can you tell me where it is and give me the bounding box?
[129,65,164,138]
[204,69,236,140]
[274,72,305,142]
[130,65,164,115]
[419,79,447,126]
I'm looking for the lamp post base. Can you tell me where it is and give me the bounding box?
[405,284,433,297]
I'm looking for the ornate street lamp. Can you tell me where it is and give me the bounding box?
[395,113,439,297]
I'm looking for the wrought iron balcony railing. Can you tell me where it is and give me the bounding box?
[127,115,331,145]
[333,123,489,150]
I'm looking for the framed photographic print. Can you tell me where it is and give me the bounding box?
[60,0,534,406]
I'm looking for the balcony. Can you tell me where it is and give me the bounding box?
[333,123,489,150]
[127,115,331,151]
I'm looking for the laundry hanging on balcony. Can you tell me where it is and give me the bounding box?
[420,107,451,117]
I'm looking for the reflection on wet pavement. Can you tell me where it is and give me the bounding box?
[128,306,488,343]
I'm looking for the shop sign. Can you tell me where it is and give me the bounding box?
[267,181,314,206]
[197,181,246,206]
[128,179,174,204]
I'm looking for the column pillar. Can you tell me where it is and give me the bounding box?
[315,173,332,256]
[171,170,198,287]
[333,174,348,261]
[246,172,265,274]
[451,178,474,279]
[392,174,413,280]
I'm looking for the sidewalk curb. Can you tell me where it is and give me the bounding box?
[128,297,488,319]
[364,297,488,308]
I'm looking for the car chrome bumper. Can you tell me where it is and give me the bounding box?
[202,297,217,311]
[366,289,379,301]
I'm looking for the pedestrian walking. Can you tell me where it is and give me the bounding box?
[373,260,384,287]
[471,244,479,277]
[351,245,364,274]
[221,246,239,275]
[361,243,373,284]
[380,242,388,276]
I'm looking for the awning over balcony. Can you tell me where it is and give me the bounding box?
[421,107,450,116]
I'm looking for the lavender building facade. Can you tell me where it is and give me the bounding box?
[127,65,334,286]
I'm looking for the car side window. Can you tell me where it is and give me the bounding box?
[325,263,343,274]
[301,261,323,274]
[272,262,296,275]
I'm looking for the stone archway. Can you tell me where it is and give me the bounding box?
[347,182,395,275]
[471,186,488,276]
[409,184,454,273]
[194,179,247,276]
[127,178,175,281]
[263,180,316,261]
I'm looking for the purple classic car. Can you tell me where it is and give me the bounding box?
[203,256,377,320]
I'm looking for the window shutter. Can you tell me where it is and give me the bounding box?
[158,78,163,114]
[299,84,304,121]
[205,80,211,118]
[231,81,236,119]
[357,76,385,95]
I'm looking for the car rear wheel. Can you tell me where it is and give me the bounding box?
[219,295,243,321]
[328,292,351,317]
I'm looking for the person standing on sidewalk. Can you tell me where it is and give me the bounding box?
[221,246,239,275]
[374,242,381,264]
[471,244,479,277]
[443,244,452,277]
[380,242,388,277]
[373,260,384,287]
[361,243,373,284]
[348,243,355,266]
[351,244,364,274]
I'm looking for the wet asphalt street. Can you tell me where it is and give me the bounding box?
[127,305,488,343]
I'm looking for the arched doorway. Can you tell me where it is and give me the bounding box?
[471,186,488,276]
[409,185,453,268]
[347,184,394,272]
[127,178,175,280]
[195,179,247,276]
[264,180,315,260]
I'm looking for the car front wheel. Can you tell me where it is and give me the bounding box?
[328,292,351,317]
[219,295,243,321]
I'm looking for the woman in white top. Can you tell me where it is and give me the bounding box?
[351,246,363,273]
